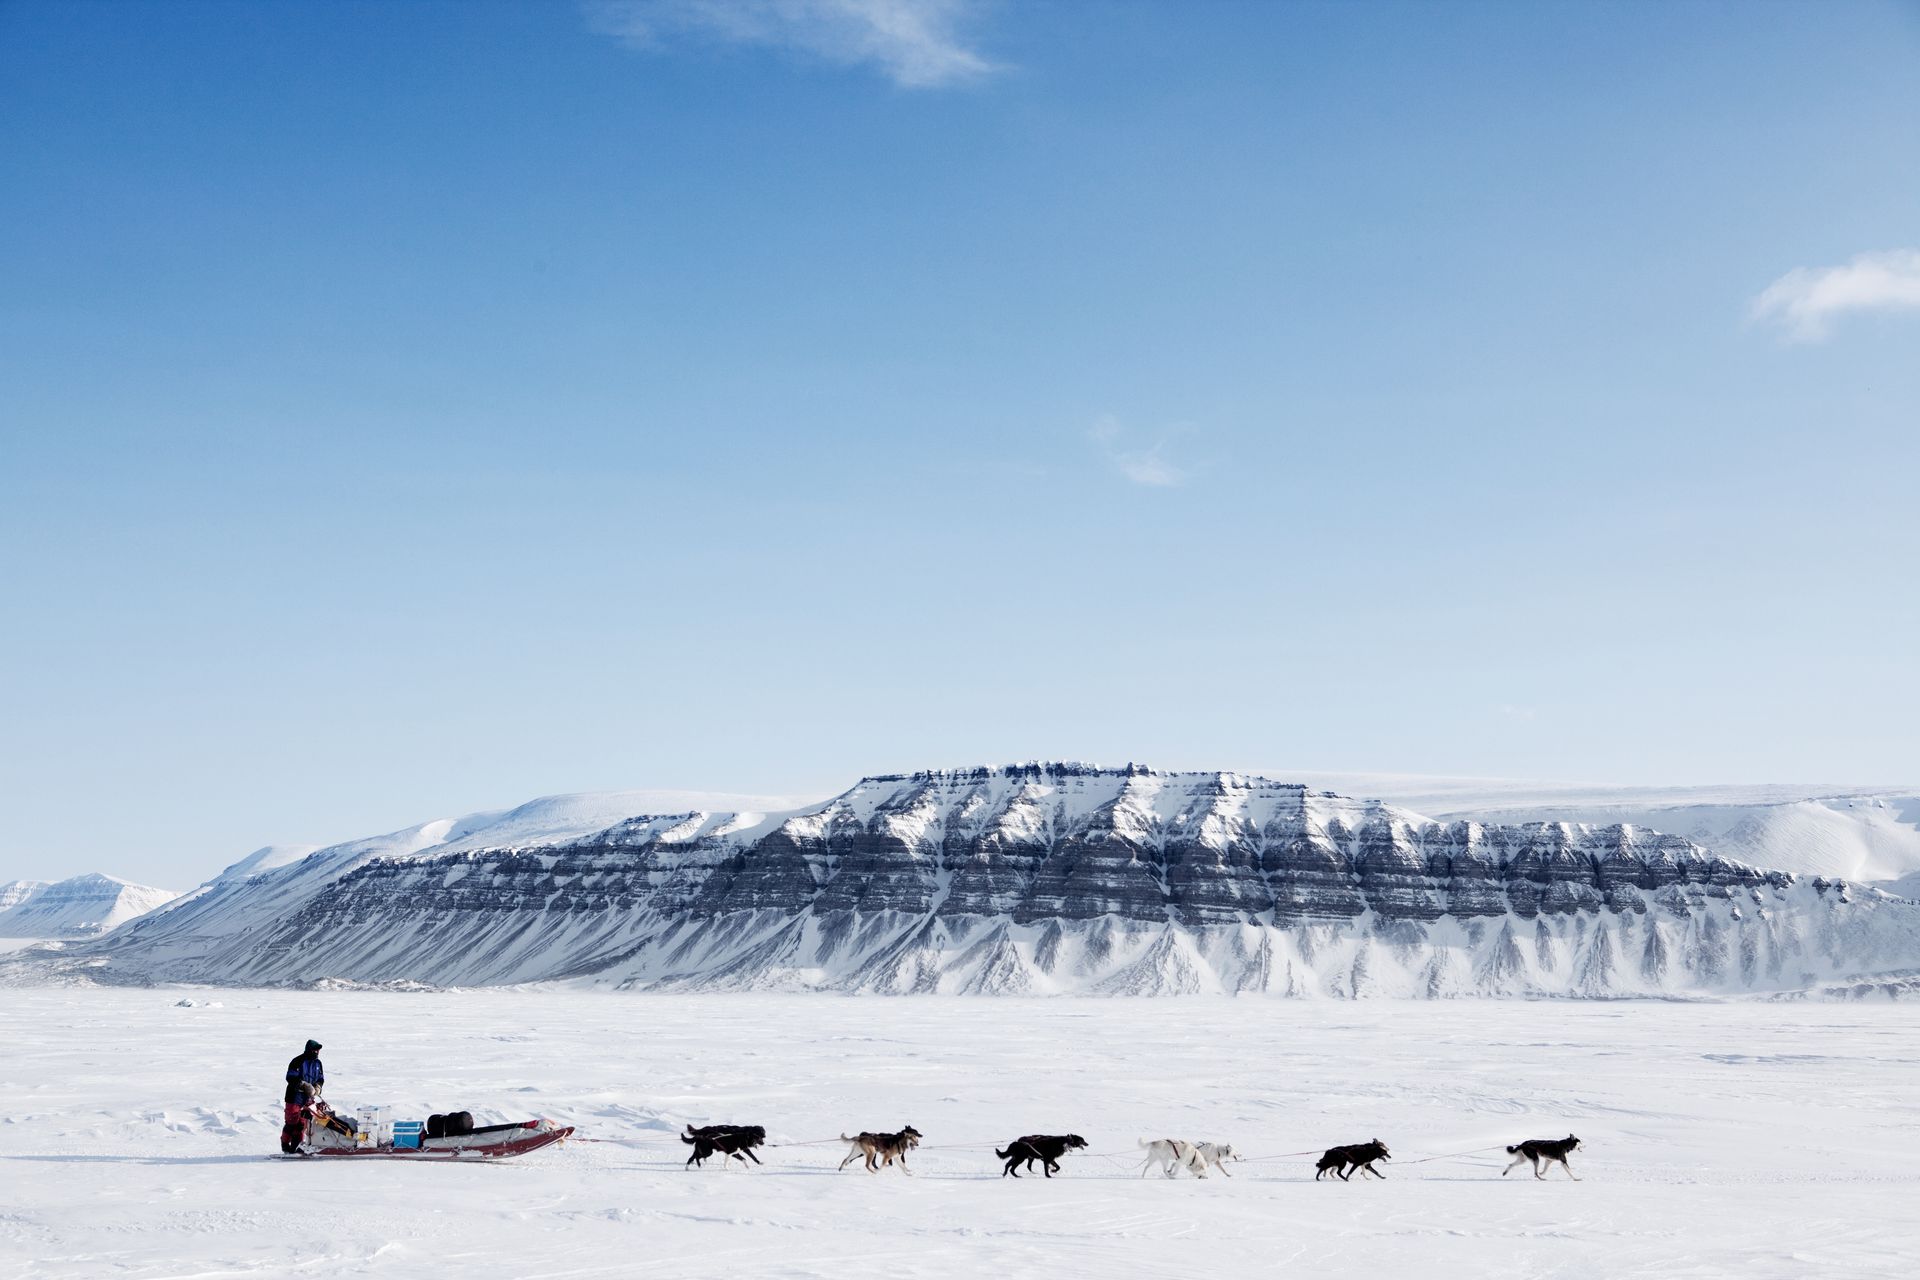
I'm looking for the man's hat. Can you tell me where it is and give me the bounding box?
[305,1039,322,1052]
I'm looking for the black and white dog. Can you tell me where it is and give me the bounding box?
[1315,1139,1390,1181]
[1503,1135,1581,1180]
[996,1134,1088,1178]
[682,1123,767,1170]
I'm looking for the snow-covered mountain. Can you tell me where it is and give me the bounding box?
[18,764,1920,997]
[1280,774,1920,883]
[0,874,179,939]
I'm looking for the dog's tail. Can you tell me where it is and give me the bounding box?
[1137,1138,1155,1149]
[839,1133,854,1143]
[1506,1144,1520,1153]
[995,1146,1012,1159]
[681,1134,698,1146]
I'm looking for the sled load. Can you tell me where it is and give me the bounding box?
[280,1099,572,1160]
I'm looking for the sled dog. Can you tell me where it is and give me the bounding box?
[996,1134,1087,1177]
[682,1123,766,1170]
[1193,1141,1241,1176]
[1315,1139,1390,1181]
[1138,1138,1210,1178]
[838,1126,922,1174]
[1503,1135,1581,1180]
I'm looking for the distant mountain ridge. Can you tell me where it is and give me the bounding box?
[1281,773,1920,883]
[15,764,1920,997]
[0,874,179,939]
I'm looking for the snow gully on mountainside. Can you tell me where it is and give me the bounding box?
[15,764,1920,997]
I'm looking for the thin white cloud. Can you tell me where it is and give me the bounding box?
[1088,415,1188,488]
[1750,249,1920,343]
[587,0,998,88]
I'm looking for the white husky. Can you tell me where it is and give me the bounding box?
[1137,1138,1210,1178]
[1193,1141,1242,1176]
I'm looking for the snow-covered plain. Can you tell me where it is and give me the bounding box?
[3,990,1918,1278]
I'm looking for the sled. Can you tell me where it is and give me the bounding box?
[284,1119,573,1160]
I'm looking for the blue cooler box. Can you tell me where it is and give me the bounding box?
[393,1120,424,1149]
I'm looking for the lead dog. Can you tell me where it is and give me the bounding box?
[996,1133,1087,1178]
[838,1126,922,1174]
[681,1123,766,1170]
[1504,1135,1581,1180]
[1315,1139,1390,1181]
[1137,1138,1210,1179]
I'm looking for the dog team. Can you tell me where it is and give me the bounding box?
[678,1122,1584,1181]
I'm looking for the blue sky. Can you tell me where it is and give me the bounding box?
[3,1,1918,887]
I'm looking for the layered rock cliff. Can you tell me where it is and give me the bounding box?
[21,765,1920,996]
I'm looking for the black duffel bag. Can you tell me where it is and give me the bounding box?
[424,1111,476,1139]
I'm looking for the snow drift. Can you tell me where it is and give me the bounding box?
[17,764,1920,996]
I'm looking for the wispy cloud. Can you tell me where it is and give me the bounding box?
[1750,249,1920,343]
[1088,415,1189,488]
[586,0,999,88]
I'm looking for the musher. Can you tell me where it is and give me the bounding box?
[285,1038,325,1103]
[280,1039,325,1153]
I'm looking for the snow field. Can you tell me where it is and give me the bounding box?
[2,990,1918,1278]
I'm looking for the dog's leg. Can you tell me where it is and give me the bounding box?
[1560,1158,1579,1181]
[1532,1156,1546,1180]
[1503,1153,1527,1177]
[839,1148,860,1172]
